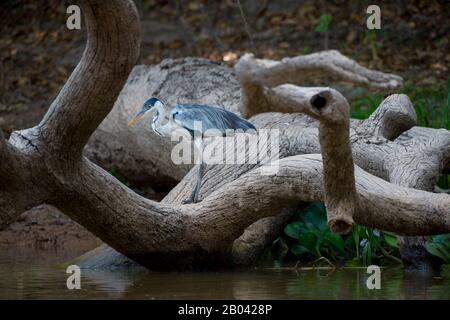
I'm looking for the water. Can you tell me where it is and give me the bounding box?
[0,247,449,299]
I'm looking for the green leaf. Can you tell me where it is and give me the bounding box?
[383,234,398,248]
[284,221,304,239]
[301,203,327,230]
[324,232,345,253]
[362,242,372,266]
[430,234,450,247]
[290,244,309,256]
[298,232,318,255]
[314,14,332,33]
[426,242,450,263]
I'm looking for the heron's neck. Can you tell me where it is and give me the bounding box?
[154,103,168,119]
[153,103,176,137]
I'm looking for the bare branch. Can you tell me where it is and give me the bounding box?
[192,154,450,242]
[233,56,449,240]
[37,0,140,159]
[235,82,358,232]
[364,94,417,140]
[237,50,403,90]
[235,51,403,117]
[0,132,46,230]
[40,149,448,269]
[232,206,299,266]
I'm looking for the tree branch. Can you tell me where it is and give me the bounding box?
[76,57,448,268]
[363,94,417,140]
[0,131,46,229]
[235,51,403,117]
[2,2,449,270]
[37,0,140,160]
[192,154,450,243]
[237,51,404,89]
[232,205,299,266]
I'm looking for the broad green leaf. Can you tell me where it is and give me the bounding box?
[290,244,309,256]
[298,232,318,254]
[426,242,450,263]
[383,234,398,248]
[430,234,450,247]
[325,232,345,253]
[284,221,304,239]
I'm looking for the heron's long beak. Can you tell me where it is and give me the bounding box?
[127,111,146,127]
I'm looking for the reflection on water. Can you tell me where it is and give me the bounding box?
[0,247,449,299]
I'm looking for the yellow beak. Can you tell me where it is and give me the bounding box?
[127,113,145,127]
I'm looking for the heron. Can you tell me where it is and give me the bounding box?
[128,97,256,204]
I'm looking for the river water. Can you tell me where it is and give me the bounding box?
[0,247,449,299]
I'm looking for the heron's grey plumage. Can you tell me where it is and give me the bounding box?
[171,104,256,136]
[129,98,256,204]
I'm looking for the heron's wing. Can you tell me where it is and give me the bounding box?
[171,104,255,135]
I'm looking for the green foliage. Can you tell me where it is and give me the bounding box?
[283,203,344,260]
[350,81,450,191]
[270,84,450,268]
[436,175,450,192]
[276,202,450,268]
[426,234,450,264]
[346,226,400,267]
[276,203,401,266]
[314,14,332,33]
[349,94,383,119]
[350,81,450,130]
[409,81,449,130]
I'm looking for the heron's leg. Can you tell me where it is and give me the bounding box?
[192,161,205,203]
[183,162,205,204]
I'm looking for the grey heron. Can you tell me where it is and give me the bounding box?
[128,97,256,203]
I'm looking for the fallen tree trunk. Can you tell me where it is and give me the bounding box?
[1,0,449,270]
[84,58,449,268]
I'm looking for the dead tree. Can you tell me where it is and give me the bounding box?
[1,0,449,270]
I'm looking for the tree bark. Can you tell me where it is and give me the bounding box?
[84,58,449,268]
[1,0,449,270]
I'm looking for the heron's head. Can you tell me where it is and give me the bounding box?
[128,97,164,126]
